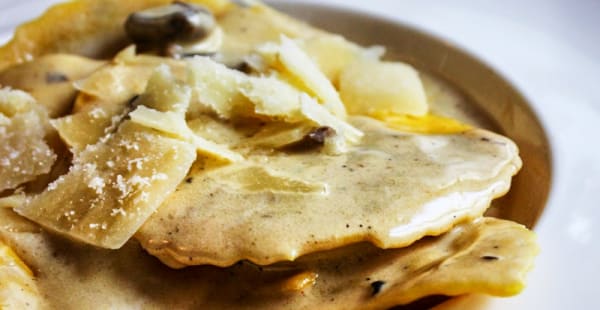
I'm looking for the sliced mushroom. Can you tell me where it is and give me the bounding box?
[125,1,215,45]
[283,126,336,152]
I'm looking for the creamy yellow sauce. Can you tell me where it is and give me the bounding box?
[139,116,520,268]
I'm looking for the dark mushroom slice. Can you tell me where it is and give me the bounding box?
[283,126,336,152]
[125,1,216,46]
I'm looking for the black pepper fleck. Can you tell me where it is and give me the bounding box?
[186,177,193,184]
[370,280,386,296]
[481,255,499,261]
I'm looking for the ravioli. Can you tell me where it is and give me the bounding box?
[137,117,521,267]
[0,54,104,118]
[0,217,536,309]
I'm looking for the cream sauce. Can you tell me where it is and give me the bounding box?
[138,117,521,268]
[0,216,537,310]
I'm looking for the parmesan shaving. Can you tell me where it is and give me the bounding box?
[239,76,303,121]
[0,88,56,192]
[130,65,242,162]
[258,36,347,117]
[340,59,429,116]
[187,56,250,119]
[129,106,242,163]
[136,64,190,115]
[16,122,197,249]
[298,34,384,83]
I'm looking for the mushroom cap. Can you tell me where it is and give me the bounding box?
[125,2,216,45]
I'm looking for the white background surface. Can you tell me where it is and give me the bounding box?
[1,0,599,308]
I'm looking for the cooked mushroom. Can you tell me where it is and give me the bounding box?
[283,126,336,152]
[125,1,215,45]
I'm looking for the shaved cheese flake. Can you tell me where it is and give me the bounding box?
[0,88,35,116]
[261,36,347,117]
[300,93,363,144]
[190,135,244,163]
[0,88,56,192]
[299,34,384,83]
[239,76,303,121]
[16,122,197,249]
[187,116,246,147]
[340,59,428,116]
[51,102,126,151]
[129,107,189,138]
[136,64,190,115]
[129,65,241,162]
[187,57,250,119]
[130,106,242,162]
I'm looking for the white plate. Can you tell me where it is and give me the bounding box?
[1,0,599,308]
